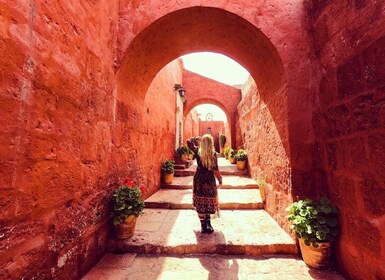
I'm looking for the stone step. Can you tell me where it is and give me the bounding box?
[162,175,258,189]
[174,168,248,177]
[174,158,248,177]
[84,253,345,280]
[107,209,297,256]
[174,160,194,170]
[145,189,263,209]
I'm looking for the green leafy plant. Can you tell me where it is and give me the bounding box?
[111,178,145,225]
[286,197,340,247]
[235,149,247,161]
[229,148,236,158]
[176,146,189,155]
[161,159,175,174]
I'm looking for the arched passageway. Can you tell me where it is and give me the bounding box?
[116,5,302,230]
[184,102,231,152]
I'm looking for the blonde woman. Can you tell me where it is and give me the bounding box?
[187,134,222,234]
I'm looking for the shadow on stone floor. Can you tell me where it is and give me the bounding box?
[194,230,240,280]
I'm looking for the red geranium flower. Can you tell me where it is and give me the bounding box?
[124,178,134,187]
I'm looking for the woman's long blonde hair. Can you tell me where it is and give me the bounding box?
[198,134,216,170]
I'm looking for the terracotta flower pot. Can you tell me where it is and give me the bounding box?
[114,215,137,239]
[229,157,236,164]
[236,160,246,170]
[299,238,331,268]
[163,172,174,184]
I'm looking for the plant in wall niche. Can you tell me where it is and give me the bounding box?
[286,197,340,268]
[111,178,145,239]
[161,159,175,184]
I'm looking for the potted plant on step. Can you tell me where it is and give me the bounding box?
[111,178,145,239]
[235,149,247,170]
[228,148,236,164]
[176,146,189,162]
[286,197,340,268]
[161,159,175,184]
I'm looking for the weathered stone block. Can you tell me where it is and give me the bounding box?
[344,213,381,256]
[363,36,385,88]
[359,178,385,216]
[350,94,379,131]
[329,175,357,210]
[368,134,385,179]
[337,55,363,98]
[334,137,367,174]
[319,71,337,106]
[325,105,351,137]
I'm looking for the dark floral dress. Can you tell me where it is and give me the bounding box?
[187,138,220,215]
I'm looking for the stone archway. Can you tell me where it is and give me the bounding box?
[182,69,241,149]
[184,98,232,148]
[116,3,315,230]
[115,5,290,225]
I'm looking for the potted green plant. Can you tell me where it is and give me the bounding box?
[286,197,340,268]
[235,149,247,170]
[176,146,189,162]
[256,179,266,202]
[219,134,226,154]
[228,148,236,164]
[111,178,145,239]
[161,159,175,184]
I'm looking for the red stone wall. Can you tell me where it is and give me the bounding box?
[199,121,225,152]
[308,0,385,279]
[142,59,183,195]
[183,109,200,143]
[236,78,292,229]
[0,2,180,278]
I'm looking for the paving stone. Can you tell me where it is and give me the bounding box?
[83,254,345,280]
[161,175,258,189]
[107,209,296,255]
[144,189,263,209]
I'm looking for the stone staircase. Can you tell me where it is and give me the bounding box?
[84,158,345,279]
[107,158,297,255]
